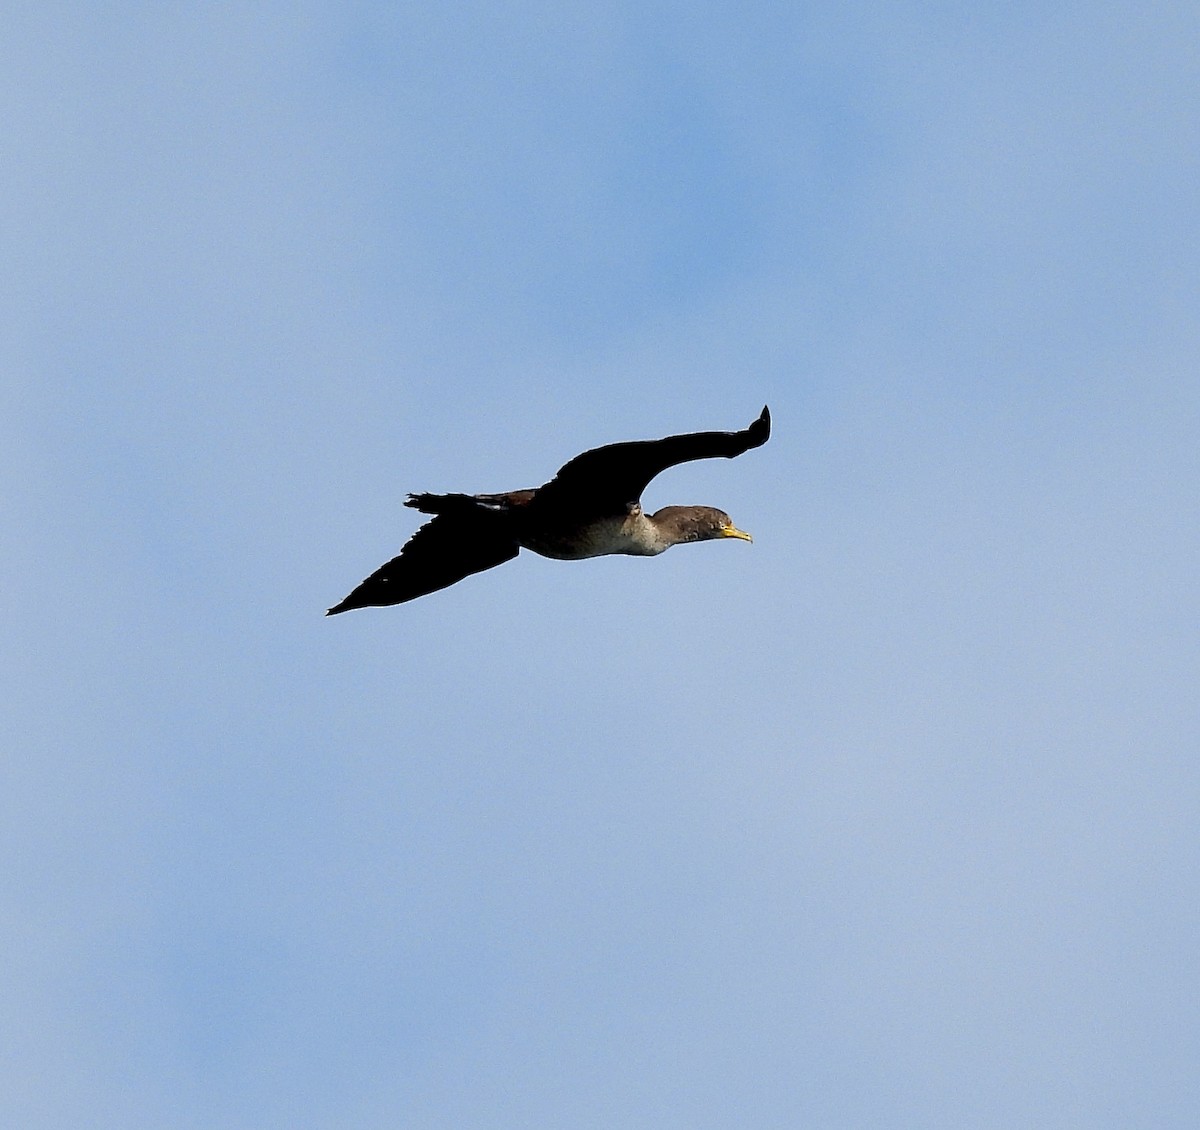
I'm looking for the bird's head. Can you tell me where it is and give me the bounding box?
[651,505,753,546]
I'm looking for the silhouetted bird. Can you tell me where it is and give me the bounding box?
[327,406,771,614]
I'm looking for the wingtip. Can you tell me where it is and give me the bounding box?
[750,404,771,445]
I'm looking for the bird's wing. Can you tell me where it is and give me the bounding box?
[537,406,770,512]
[326,510,519,614]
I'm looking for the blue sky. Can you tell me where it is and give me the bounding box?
[5,4,1198,1127]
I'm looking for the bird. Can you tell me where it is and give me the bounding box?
[326,405,771,614]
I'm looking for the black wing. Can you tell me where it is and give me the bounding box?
[537,405,770,512]
[326,509,519,614]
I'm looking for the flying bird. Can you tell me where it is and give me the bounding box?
[327,405,771,614]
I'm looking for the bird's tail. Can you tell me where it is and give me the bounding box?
[406,491,523,515]
[405,492,478,515]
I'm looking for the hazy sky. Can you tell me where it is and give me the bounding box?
[5,4,1198,1127]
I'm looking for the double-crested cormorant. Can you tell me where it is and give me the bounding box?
[327,406,770,614]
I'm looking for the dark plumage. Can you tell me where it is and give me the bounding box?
[327,406,771,614]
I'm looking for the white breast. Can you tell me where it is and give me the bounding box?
[521,510,669,560]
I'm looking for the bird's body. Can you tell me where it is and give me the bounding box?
[519,507,658,560]
[327,406,770,614]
